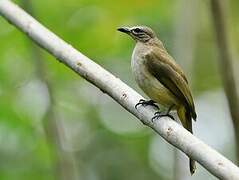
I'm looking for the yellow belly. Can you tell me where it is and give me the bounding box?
[131,51,178,108]
[137,73,177,107]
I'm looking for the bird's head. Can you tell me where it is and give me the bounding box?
[117,26,156,43]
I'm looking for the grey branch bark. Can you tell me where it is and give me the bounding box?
[210,0,239,164]
[0,0,239,179]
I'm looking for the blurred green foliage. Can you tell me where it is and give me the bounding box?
[0,0,238,180]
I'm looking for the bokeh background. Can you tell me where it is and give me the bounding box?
[0,0,239,179]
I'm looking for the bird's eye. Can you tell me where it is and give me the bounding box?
[133,28,142,33]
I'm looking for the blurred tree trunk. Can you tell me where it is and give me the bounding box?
[210,0,239,164]
[22,1,78,179]
[173,0,199,179]
[173,0,198,79]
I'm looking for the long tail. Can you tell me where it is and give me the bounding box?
[177,105,196,175]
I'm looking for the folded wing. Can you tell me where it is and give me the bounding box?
[145,47,197,120]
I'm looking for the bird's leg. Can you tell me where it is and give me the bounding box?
[166,104,175,115]
[135,99,159,109]
[152,105,175,121]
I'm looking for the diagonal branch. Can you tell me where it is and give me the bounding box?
[0,0,239,179]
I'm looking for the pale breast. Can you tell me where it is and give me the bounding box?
[131,44,176,107]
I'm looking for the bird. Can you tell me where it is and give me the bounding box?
[117,25,197,175]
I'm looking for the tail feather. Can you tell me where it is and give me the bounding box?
[190,158,196,175]
[177,106,196,175]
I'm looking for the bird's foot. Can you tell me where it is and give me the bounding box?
[152,111,175,122]
[135,99,159,109]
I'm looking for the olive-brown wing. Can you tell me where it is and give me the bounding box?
[145,48,197,120]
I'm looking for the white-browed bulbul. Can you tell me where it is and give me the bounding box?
[117,26,197,175]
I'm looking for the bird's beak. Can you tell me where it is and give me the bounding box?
[117,27,131,34]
